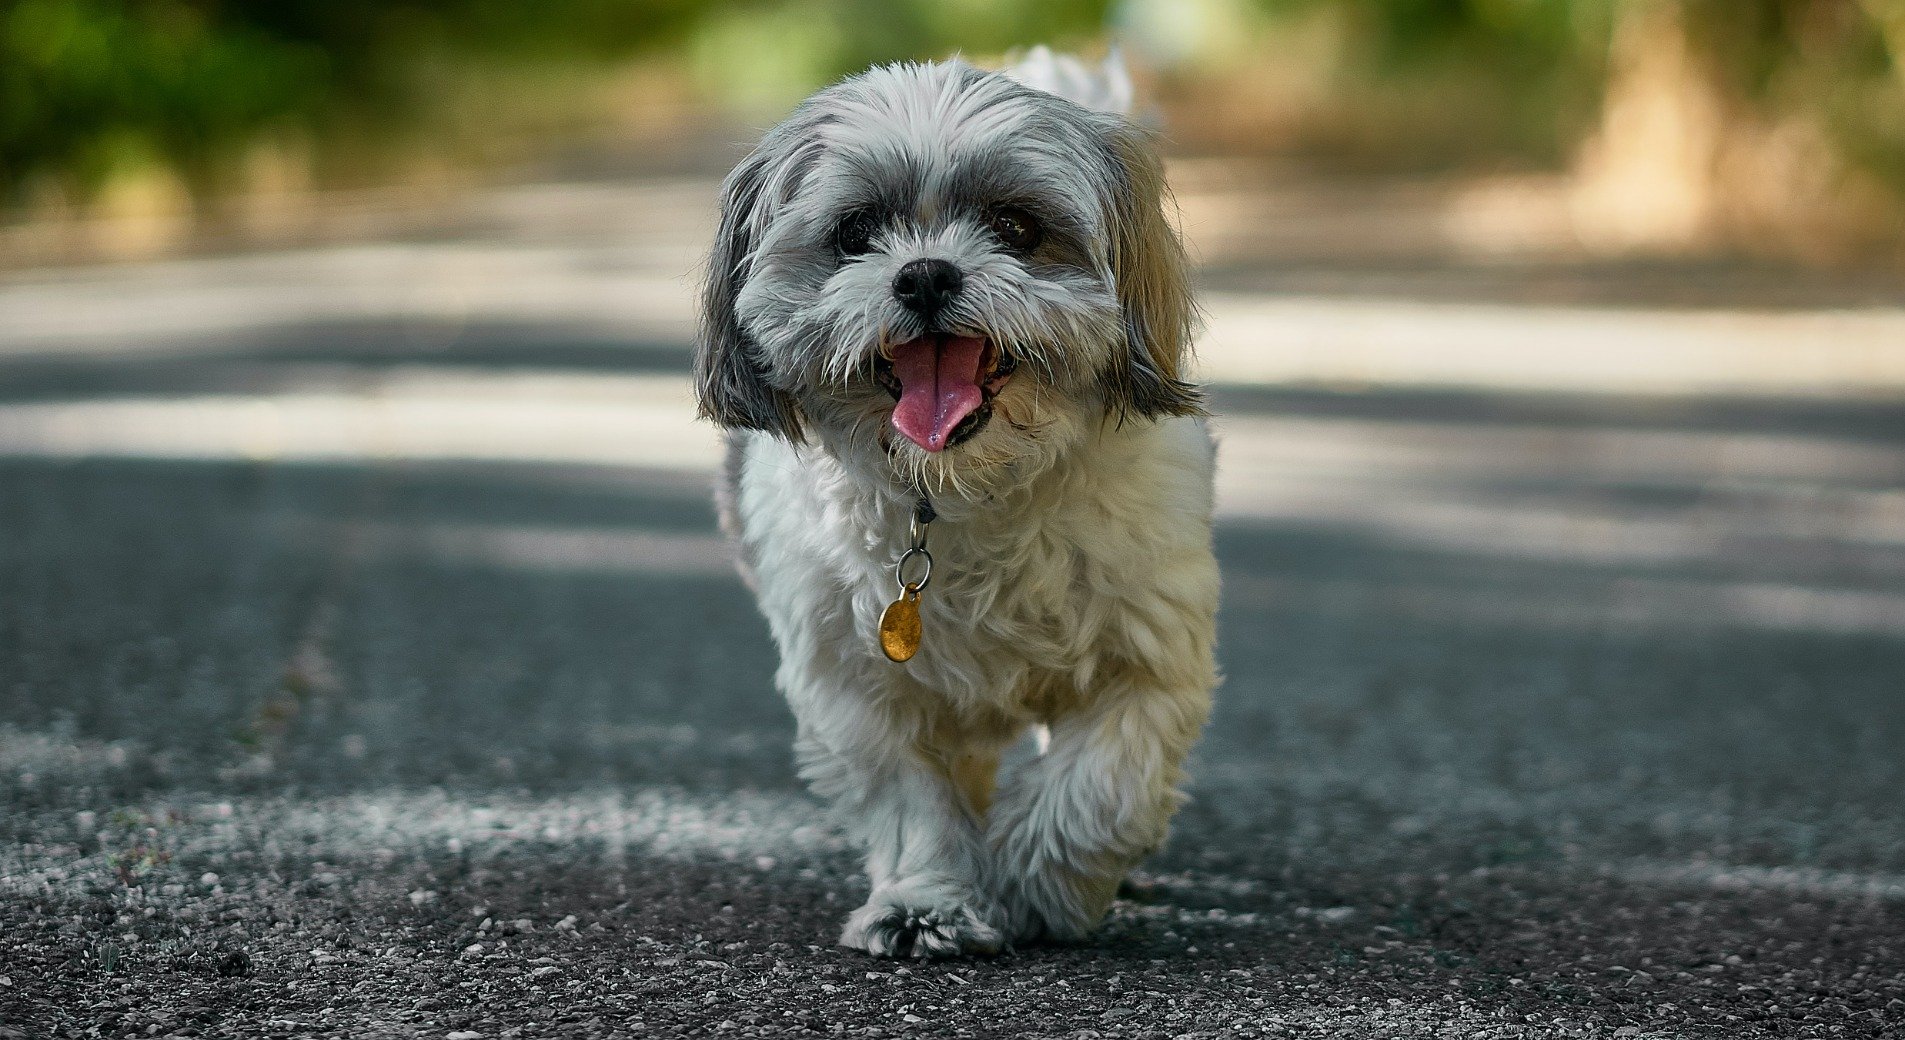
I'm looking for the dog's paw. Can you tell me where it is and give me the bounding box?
[993,863,1124,944]
[839,884,1004,959]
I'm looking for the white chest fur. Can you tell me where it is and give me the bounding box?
[730,415,1220,724]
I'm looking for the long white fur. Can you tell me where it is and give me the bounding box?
[702,56,1219,957]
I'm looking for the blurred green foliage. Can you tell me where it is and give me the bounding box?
[0,0,1114,206]
[1232,0,1620,162]
[0,0,1901,237]
[685,0,1111,114]
[0,0,719,204]
[0,0,325,197]
[1237,0,1902,173]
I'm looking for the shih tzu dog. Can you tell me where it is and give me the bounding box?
[696,49,1218,957]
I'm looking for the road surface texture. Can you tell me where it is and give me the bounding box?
[3,167,1904,1039]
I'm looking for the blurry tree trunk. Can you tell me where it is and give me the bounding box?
[1570,0,1728,253]
[1572,0,1904,261]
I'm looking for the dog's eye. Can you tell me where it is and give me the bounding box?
[834,211,878,259]
[988,207,1042,254]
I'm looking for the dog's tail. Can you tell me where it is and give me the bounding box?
[1002,45,1133,117]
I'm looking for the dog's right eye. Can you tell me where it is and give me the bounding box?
[834,212,878,259]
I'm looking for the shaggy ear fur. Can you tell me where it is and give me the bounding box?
[697,147,805,441]
[1101,121,1203,420]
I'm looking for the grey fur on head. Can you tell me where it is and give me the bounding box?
[695,58,1201,462]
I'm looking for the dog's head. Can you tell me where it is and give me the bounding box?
[696,59,1199,495]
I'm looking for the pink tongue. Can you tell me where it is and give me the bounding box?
[889,335,987,452]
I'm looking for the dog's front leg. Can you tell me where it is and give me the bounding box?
[990,675,1211,942]
[794,700,1004,958]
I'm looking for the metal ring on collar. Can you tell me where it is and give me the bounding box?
[895,547,933,591]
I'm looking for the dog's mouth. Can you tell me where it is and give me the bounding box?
[875,334,1019,452]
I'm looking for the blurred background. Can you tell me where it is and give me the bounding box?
[2,3,1904,1037]
[5,0,1905,265]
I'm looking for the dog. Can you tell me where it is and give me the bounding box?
[695,50,1218,957]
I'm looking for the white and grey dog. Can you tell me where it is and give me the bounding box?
[696,51,1219,957]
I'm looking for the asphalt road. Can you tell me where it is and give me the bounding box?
[2,175,1904,1039]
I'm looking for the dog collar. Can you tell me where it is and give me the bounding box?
[878,496,936,662]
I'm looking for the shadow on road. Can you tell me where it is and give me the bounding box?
[2,309,1903,1036]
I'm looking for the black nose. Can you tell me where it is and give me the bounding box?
[892,258,964,317]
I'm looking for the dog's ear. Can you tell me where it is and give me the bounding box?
[1101,120,1203,420]
[697,145,805,441]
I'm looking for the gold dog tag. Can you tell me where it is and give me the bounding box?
[878,500,935,663]
[878,587,922,662]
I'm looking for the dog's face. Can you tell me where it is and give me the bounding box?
[697,60,1199,493]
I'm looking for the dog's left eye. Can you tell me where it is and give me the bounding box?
[988,207,1042,254]
[834,211,879,258]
